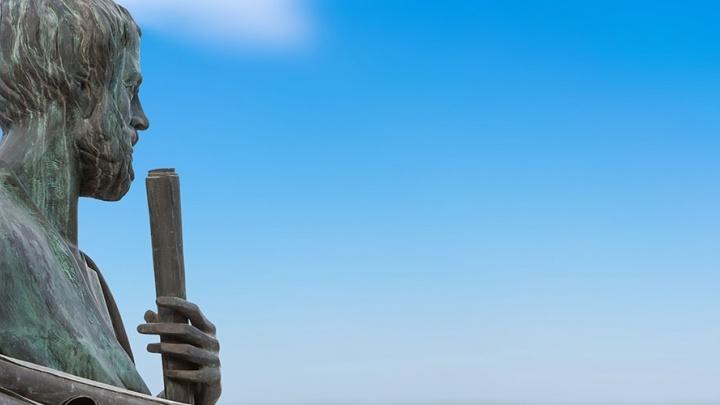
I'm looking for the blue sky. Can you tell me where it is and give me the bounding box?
[77,1,720,403]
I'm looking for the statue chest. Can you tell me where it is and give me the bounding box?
[0,184,149,394]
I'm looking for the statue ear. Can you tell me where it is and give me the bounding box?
[72,80,98,118]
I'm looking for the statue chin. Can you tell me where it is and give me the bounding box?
[96,184,131,202]
[80,165,134,202]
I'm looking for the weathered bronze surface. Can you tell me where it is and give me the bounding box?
[0,354,185,405]
[0,1,221,404]
[147,169,195,403]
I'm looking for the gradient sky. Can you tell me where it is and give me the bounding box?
[77,1,720,404]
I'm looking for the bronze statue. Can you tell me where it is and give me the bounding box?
[0,0,221,403]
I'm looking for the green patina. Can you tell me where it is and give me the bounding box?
[0,0,150,395]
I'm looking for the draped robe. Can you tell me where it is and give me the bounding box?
[0,165,150,402]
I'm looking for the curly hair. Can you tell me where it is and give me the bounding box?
[0,0,139,132]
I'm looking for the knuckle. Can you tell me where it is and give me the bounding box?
[208,337,220,351]
[177,343,191,353]
[201,368,217,383]
[187,345,204,357]
[177,323,198,337]
[187,302,200,313]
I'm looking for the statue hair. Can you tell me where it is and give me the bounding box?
[0,0,139,132]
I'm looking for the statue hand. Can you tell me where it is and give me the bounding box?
[138,297,222,405]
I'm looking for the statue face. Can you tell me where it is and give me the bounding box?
[77,33,149,201]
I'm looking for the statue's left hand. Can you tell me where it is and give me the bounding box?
[138,297,221,405]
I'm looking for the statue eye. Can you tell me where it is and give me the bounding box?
[124,75,143,96]
[124,82,139,97]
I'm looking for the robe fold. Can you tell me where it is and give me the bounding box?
[0,165,150,402]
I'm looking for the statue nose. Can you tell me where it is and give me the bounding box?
[130,117,150,131]
[131,114,149,131]
[131,98,150,131]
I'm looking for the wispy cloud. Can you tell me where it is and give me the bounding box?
[116,0,313,49]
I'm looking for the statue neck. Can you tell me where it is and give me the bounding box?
[0,106,81,246]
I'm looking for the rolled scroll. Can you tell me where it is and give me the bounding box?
[146,169,195,404]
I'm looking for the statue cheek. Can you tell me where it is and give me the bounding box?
[98,101,128,141]
[108,96,130,125]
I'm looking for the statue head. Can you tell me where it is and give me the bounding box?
[0,0,149,201]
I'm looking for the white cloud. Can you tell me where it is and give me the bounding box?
[116,0,312,49]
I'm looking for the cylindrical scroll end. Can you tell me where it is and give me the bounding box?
[146,168,195,404]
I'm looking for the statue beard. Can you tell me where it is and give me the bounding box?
[77,103,135,202]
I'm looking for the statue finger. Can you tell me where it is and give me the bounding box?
[165,367,220,385]
[137,323,219,351]
[144,310,159,323]
[156,296,216,334]
[147,343,220,366]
